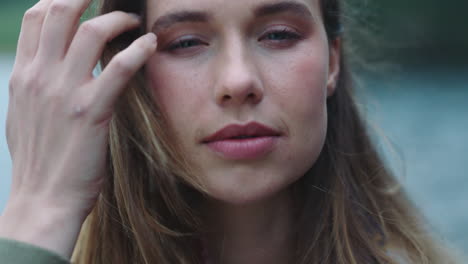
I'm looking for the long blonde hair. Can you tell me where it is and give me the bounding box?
[72,0,461,263]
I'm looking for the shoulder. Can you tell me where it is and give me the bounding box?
[0,237,70,264]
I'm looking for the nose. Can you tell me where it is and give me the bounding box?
[214,42,264,107]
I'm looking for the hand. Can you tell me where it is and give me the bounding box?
[1,0,156,257]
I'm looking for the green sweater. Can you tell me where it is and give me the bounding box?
[0,238,70,264]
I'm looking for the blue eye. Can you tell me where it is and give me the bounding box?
[258,28,303,49]
[263,30,301,41]
[167,38,205,51]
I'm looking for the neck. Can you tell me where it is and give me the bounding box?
[202,189,296,264]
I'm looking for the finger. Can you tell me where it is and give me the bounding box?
[90,33,157,121]
[14,0,54,66]
[64,11,141,83]
[36,0,92,61]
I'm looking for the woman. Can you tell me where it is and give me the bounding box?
[0,0,461,263]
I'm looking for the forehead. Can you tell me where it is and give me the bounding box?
[146,0,320,19]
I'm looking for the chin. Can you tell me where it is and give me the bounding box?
[202,173,299,206]
[192,139,324,206]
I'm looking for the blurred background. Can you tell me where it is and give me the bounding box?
[0,0,467,257]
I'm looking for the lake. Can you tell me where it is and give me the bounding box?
[0,54,467,255]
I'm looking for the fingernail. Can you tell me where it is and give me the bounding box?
[145,33,157,44]
[129,13,141,21]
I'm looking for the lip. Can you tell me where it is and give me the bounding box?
[202,122,282,160]
[202,122,282,143]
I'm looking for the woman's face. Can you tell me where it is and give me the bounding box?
[145,0,340,204]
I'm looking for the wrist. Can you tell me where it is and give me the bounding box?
[0,197,86,259]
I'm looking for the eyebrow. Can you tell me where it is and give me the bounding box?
[151,1,313,34]
[151,11,211,33]
[254,1,313,19]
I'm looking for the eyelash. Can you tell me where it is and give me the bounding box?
[259,28,302,42]
[167,37,207,51]
[165,28,302,52]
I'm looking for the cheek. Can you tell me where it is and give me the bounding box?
[263,47,330,166]
[145,58,208,129]
[265,49,329,122]
[294,55,329,120]
[147,59,188,109]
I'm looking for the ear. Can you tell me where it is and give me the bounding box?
[326,38,341,97]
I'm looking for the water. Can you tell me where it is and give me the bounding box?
[0,54,13,207]
[360,69,468,253]
[0,55,466,254]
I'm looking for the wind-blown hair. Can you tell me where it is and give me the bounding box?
[72,0,460,263]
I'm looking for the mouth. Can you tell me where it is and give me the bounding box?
[201,122,282,143]
[201,122,282,160]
